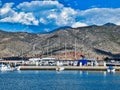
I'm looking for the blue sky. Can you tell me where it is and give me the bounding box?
[0,0,120,33]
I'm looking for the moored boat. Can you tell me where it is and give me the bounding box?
[56,66,64,71]
[0,63,20,71]
[107,66,115,72]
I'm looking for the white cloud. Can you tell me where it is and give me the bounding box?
[72,22,88,28]
[17,1,77,26]
[47,13,57,19]
[0,12,39,25]
[16,1,120,27]
[44,28,50,32]
[115,22,120,25]
[79,8,120,25]
[39,18,47,24]
[17,1,63,12]
[55,7,77,26]
[0,3,39,25]
[1,1,120,32]
[0,3,14,15]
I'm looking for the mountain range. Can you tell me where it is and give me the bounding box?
[0,23,120,60]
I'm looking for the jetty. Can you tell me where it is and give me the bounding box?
[20,66,120,71]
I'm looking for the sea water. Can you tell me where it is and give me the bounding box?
[0,70,120,90]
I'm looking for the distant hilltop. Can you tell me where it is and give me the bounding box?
[0,23,120,60]
[103,23,116,26]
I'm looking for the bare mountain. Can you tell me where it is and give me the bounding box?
[0,24,120,59]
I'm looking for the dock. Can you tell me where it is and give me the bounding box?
[20,66,120,71]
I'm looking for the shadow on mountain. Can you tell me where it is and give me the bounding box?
[93,48,120,59]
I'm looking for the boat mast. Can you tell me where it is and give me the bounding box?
[50,40,52,58]
[59,37,61,60]
[75,38,77,60]
[65,41,67,60]
[32,44,36,57]
[47,39,49,57]
[21,48,24,64]
[64,30,67,60]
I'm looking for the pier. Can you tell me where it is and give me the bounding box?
[20,66,120,71]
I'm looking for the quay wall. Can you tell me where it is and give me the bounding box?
[20,66,120,71]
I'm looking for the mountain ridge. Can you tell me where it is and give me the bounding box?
[0,24,120,60]
[0,22,117,34]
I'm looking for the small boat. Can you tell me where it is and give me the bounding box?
[107,66,115,72]
[0,63,20,71]
[56,66,64,71]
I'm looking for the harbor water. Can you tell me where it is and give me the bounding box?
[0,70,120,90]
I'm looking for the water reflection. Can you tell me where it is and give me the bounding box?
[79,71,88,75]
[0,70,120,90]
[103,71,107,76]
[56,71,63,74]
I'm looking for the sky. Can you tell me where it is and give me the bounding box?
[0,0,120,33]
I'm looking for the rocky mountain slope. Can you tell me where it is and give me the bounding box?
[0,24,120,59]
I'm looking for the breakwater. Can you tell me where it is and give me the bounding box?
[20,66,120,71]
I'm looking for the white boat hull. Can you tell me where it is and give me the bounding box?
[56,66,64,71]
[107,69,115,72]
[107,66,115,72]
[0,64,21,71]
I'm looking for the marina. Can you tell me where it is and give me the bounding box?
[0,57,120,72]
[0,0,120,90]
